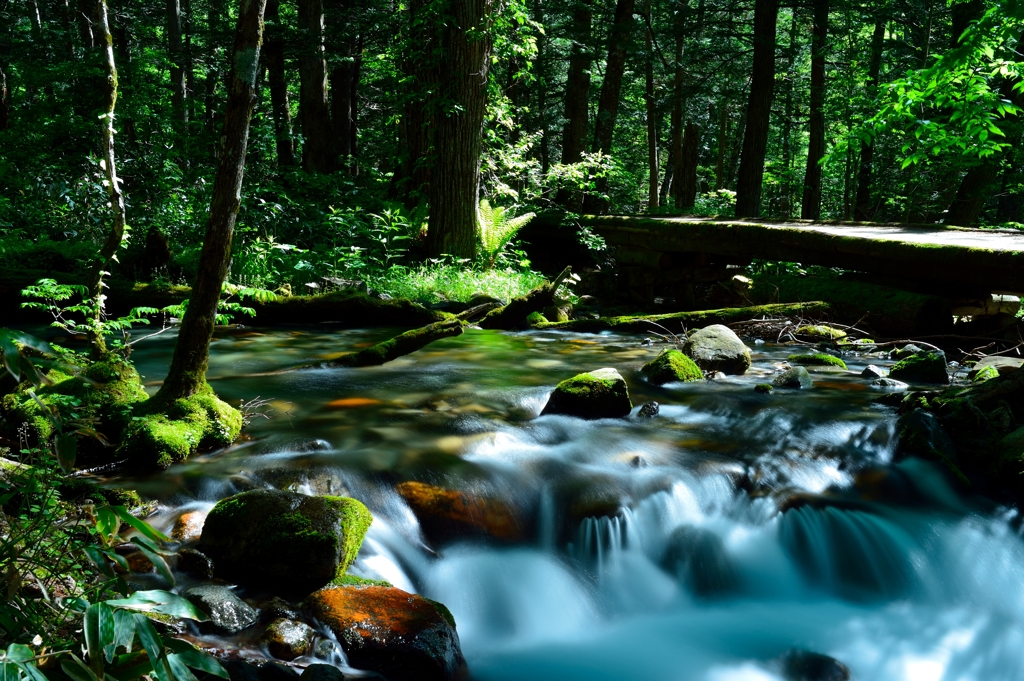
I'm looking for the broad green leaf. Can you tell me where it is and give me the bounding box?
[107,591,208,622]
[166,655,199,681]
[83,546,117,580]
[162,644,227,679]
[131,615,172,681]
[111,507,170,543]
[112,609,136,658]
[62,656,101,681]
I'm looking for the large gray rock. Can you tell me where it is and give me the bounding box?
[199,489,372,596]
[541,368,632,419]
[774,366,814,389]
[182,584,258,634]
[682,325,751,375]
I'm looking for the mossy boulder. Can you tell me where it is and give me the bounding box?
[640,348,703,385]
[117,383,243,469]
[681,324,751,375]
[199,488,372,596]
[795,325,847,341]
[541,368,632,419]
[894,409,965,483]
[1,358,148,459]
[773,366,814,389]
[787,353,848,370]
[754,383,774,394]
[888,351,948,385]
[308,585,466,681]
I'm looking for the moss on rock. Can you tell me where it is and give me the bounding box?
[199,488,372,596]
[787,353,848,369]
[682,324,751,375]
[541,368,632,419]
[754,383,774,394]
[889,351,949,385]
[796,325,847,340]
[117,383,242,469]
[640,349,703,385]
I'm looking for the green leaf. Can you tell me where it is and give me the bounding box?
[163,646,227,680]
[84,603,116,674]
[83,546,117,580]
[55,432,77,473]
[62,656,101,681]
[112,609,136,657]
[107,591,208,622]
[131,614,172,681]
[166,655,199,681]
[111,507,170,543]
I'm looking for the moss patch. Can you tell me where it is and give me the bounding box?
[973,364,1000,382]
[641,349,703,385]
[754,383,774,394]
[117,382,243,469]
[787,353,848,369]
[541,368,632,419]
[796,325,847,340]
[330,573,393,589]
[889,352,948,385]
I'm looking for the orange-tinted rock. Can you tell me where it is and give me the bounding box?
[396,481,523,544]
[308,585,466,681]
[171,510,207,542]
[325,398,381,409]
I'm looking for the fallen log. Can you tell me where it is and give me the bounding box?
[478,267,573,330]
[303,318,467,368]
[531,301,832,334]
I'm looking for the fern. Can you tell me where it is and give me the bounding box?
[478,199,535,270]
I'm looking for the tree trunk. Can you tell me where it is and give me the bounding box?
[734,0,779,217]
[677,122,698,208]
[298,0,333,173]
[157,0,268,400]
[557,0,592,209]
[78,0,95,47]
[800,0,827,220]
[89,0,127,358]
[424,0,494,259]
[854,17,884,220]
[582,0,636,213]
[536,0,550,177]
[714,105,727,190]
[0,67,8,130]
[778,10,798,217]
[644,0,658,209]
[264,0,295,167]
[167,0,187,124]
[399,0,434,204]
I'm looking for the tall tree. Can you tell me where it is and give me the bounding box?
[424,0,494,258]
[800,0,827,220]
[582,0,636,212]
[677,121,698,207]
[327,0,359,170]
[264,0,296,166]
[299,0,333,172]
[0,67,8,130]
[557,0,593,208]
[88,0,128,358]
[168,0,187,124]
[854,16,885,220]
[734,0,779,217]
[644,0,658,208]
[157,0,268,399]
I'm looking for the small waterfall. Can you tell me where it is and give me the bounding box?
[569,510,635,579]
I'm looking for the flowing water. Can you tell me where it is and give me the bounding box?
[117,325,1024,681]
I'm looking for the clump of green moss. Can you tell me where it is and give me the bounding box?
[329,573,393,588]
[425,597,457,629]
[541,368,632,419]
[117,383,242,469]
[888,351,948,384]
[796,325,847,340]
[641,349,703,385]
[973,364,1000,382]
[787,353,848,369]
[527,311,549,326]
[323,495,374,575]
[754,383,774,394]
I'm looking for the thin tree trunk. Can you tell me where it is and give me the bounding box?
[557,0,592,208]
[677,121,698,208]
[854,17,884,220]
[78,0,95,47]
[0,67,8,130]
[157,0,268,400]
[425,0,494,258]
[714,105,727,190]
[582,0,636,212]
[800,0,827,220]
[265,0,295,166]
[168,0,188,134]
[778,10,798,217]
[734,0,779,217]
[89,0,127,358]
[400,0,434,204]
[299,0,332,172]
[644,0,658,209]
[536,0,550,176]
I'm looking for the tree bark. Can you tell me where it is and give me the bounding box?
[581,0,636,213]
[854,17,884,220]
[264,0,295,166]
[0,67,8,130]
[298,0,332,172]
[644,0,658,209]
[556,0,593,209]
[800,0,827,220]
[157,0,268,400]
[89,0,127,358]
[714,105,727,190]
[78,0,95,47]
[168,0,187,124]
[734,0,779,217]
[677,122,698,208]
[399,0,434,204]
[424,0,494,259]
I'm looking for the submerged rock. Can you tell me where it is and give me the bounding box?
[888,351,948,384]
[681,324,751,375]
[541,368,632,419]
[661,526,738,598]
[396,480,523,544]
[638,401,660,418]
[298,665,345,681]
[872,377,908,390]
[861,364,885,379]
[308,585,466,681]
[182,584,258,634]
[640,348,703,384]
[895,408,960,475]
[199,489,372,595]
[773,366,814,389]
[171,510,207,542]
[261,618,315,661]
[754,383,774,394]
[779,649,851,681]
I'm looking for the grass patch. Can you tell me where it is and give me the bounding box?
[371,264,546,304]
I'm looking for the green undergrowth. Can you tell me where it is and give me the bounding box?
[371,263,546,304]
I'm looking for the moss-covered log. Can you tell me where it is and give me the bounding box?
[307,319,467,368]
[749,274,952,337]
[478,267,572,330]
[531,301,831,334]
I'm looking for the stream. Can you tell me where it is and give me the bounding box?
[116,325,1024,681]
